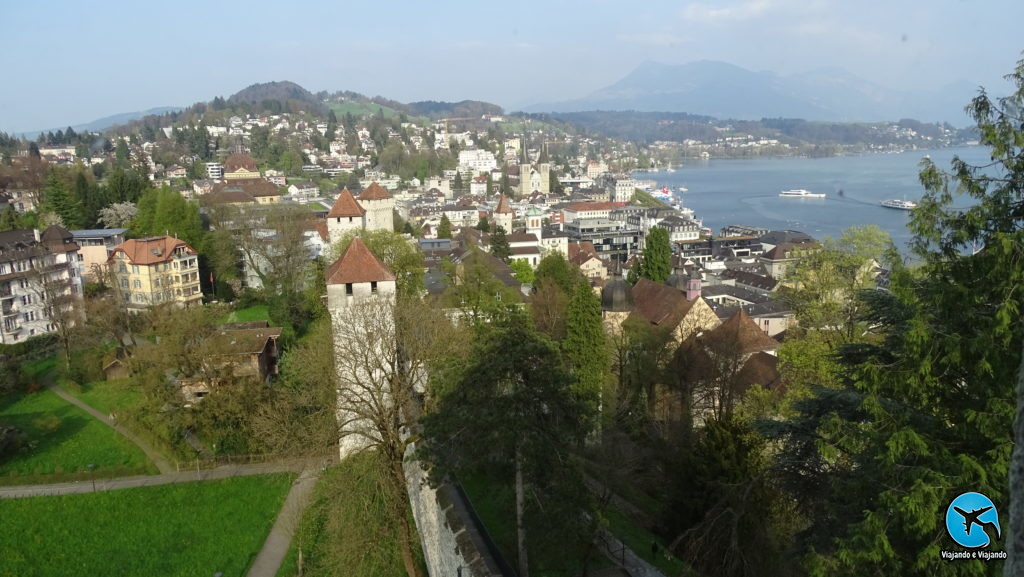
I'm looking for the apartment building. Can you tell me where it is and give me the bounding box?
[108,236,202,310]
[0,226,82,344]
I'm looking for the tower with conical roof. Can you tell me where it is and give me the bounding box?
[326,236,397,310]
[358,182,394,232]
[493,194,513,233]
[326,237,397,458]
[326,188,366,246]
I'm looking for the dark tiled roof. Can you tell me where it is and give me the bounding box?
[706,308,779,354]
[628,278,699,328]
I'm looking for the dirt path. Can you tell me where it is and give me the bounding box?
[0,460,308,498]
[48,384,176,474]
[245,463,325,577]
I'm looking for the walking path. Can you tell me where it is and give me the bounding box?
[48,384,176,474]
[11,383,335,577]
[245,463,325,577]
[0,460,306,498]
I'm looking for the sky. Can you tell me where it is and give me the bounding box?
[2,0,1021,134]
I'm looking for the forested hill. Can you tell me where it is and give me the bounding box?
[542,110,976,147]
[407,100,503,118]
[227,81,327,115]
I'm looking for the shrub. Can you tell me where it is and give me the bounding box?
[0,425,27,461]
[32,415,61,434]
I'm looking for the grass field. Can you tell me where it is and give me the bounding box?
[67,379,143,416]
[328,100,407,121]
[0,474,294,577]
[0,390,156,483]
[604,507,691,576]
[222,305,271,323]
[277,452,425,577]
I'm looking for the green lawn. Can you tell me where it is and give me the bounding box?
[328,100,409,121]
[0,474,294,577]
[604,507,691,576]
[277,452,425,577]
[222,305,271,323]
[0,390,156,483]
[67,379,143,416]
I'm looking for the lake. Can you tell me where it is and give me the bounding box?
[635,145,990,252]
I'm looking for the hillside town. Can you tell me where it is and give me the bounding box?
[0,73,1019,577]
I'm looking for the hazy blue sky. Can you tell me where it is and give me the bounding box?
[2,0,1020,133]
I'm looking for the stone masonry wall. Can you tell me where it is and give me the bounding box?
[404,443,507,577]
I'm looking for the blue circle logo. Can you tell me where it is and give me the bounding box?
[945,492,1001,549]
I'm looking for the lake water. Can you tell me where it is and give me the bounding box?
[635,145,990,252]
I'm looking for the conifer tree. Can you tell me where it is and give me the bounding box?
[437,214,452,239]
[488,225,512,263]
[638,226,671,283]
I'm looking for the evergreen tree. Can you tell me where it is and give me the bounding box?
[767,60,1024,577]
[475,216,490,233]
[437,214,453,239]
[420,310,597,577]
[638,226,671,283]
[562,277,607,416]
[43,170,83,228]
[489,225,512,263]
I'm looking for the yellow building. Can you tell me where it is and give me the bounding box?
[108,236,202,310]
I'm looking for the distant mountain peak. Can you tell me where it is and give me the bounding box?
[524,60,975,124]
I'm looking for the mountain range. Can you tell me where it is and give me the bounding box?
[15,107,182,138]
[524,60,978,125]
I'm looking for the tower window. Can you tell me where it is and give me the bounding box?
[345,283,353,295]
[371,281,378,293]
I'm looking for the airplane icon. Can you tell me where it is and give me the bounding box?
[953,506,1000,539]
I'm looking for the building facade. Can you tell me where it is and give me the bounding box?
[108,236,202,310]
[0,226,82,344]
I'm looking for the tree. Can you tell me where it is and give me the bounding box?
[97,202,138,228]
[636,226,671,283]
[327,295,462,577]
[765,60,1024,577]
[420,310,597,577]
[561,278,607,417]
[488,225,511,263]
[437,214,452,239]
[508,258,534,284]
[131,187,203,249]
[42,170,83,229]
[475,216,490,233]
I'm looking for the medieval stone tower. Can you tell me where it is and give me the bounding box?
[326,188,366,246]
[492,194,514,233]
[358,182,395,232]
[326,236,397,458]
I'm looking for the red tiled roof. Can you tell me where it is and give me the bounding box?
[325,237,396,285]
[109,236,197,265]
[224,153,258,173]
[358,182,392,201]
[494,194,513,214]
[328,189,366,218]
